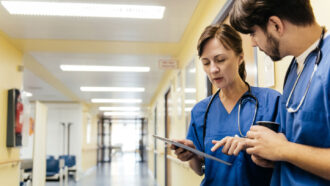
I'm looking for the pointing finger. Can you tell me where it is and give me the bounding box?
[211,138,227,152]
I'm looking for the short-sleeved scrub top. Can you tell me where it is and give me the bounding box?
[271,33,330,186]
[187,86,281,186]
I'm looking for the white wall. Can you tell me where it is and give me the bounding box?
[32,101,48,186]
[45,103,83,171]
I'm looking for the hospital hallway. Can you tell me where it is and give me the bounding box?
[46,152,157,186]
[1,0,329,186]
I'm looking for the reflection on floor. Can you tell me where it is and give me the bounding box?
[46,152,157,186]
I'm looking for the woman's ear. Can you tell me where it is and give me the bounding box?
[267,16,285,37]
[238,52,244,65]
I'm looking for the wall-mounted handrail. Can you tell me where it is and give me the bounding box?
[166,155,190,169]
[82,147,98,152]
[0,159,21,167]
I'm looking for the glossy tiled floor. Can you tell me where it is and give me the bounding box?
[46,153,158,186]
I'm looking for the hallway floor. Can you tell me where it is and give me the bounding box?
[46,152,158,186]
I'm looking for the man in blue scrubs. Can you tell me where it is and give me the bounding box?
[230,0,330,185]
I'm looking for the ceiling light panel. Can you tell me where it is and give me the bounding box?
[104,112,142,116]
[81,87,145,92]
[184,99,196,104]
[91,98,142,103]
[99,107,141,111]
[60,65,150,72]
[1,1,165,19]
[22,91,33,97]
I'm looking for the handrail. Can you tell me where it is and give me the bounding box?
[82,147,98,152]
[154,150,164,155]
[166,155,190,169]
[0,159,21,167]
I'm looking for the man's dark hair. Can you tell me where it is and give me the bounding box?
[230,0,315,34]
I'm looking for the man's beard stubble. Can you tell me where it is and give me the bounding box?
[266,33,282,61]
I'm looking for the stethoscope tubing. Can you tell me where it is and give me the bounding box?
[199,83,258,152]
[285,27,325,113]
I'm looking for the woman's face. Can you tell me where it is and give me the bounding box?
[200,38,243,89]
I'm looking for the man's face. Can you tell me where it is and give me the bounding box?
[250,26,282,61]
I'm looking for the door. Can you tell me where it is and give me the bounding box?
[164,89,172,186]
[154,107,157,179]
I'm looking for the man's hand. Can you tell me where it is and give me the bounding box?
[246,125,288,161]
[251,154,274,168]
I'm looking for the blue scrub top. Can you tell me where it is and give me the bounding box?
[187,86,281,186]
[271,35,330,185]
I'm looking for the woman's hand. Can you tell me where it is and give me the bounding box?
[170,139,196,161]
[211,135,247,156]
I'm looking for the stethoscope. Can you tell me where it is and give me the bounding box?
[284,27,325,113]
[193,82,258,152]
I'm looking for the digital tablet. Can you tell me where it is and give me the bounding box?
[153,135,232,166]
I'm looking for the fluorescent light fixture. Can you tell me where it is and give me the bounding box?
[99,107,141,111]
[81,87,145,92]
[185,107,193,112]
[185,99,196,104]
[60,65,150,72]
[178,88,196,93]
[22,91,33,97]
[176,88,196,93]
[189,68,196,73]
[109,119,140,123]
[185,88,196,93]
[104,112,142,116]
[91,98,142,103]
[111,121,139,125]
[1,1,165,19]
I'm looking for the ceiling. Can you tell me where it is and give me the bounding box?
[0,0,200,114]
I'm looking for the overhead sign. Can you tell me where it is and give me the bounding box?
[158,59,178,70]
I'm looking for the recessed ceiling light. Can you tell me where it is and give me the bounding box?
[104,112,142,116]
[111,121,139,125]
[177,88,196,93]
[185,107,193,112]
[189,68,196,73]
[91,98,142,103]
[185,88,196,93]
[22,91,33,97]
[108,119,140,123]
[184,99,196,104]
[60,65,150,72]
[1,1,165,19]
[81,87,145,92]
[99,107,141,111]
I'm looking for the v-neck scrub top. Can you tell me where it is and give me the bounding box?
[270,33,330,186]
[187,86,281,186]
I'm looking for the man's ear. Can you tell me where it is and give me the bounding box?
[267,16,284,36]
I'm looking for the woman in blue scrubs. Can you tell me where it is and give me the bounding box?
[171,24,281,186]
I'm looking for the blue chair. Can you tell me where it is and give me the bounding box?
[59,155,77,181]
[46,155,55,160]
[46,158,60,178]
[59,155,76,168]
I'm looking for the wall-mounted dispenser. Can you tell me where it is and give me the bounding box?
[7,88,24,147]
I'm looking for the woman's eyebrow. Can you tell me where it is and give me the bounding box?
[213,54,226,59]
